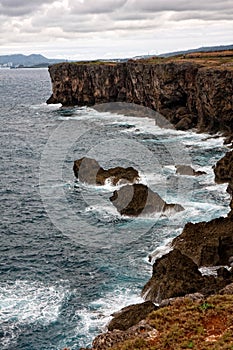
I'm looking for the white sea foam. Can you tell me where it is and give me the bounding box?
[0,280,69,349]
[76,287,143,348]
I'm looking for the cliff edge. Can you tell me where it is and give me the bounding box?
[47,54,233,135]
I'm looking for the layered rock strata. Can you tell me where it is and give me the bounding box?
[47,61,233,135]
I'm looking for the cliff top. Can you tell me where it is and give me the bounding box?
[61,49,233,70]
[104,294,233,350]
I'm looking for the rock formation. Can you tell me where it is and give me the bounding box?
[47,61,233,135]
[110,183,184,216]
[175,165,206,176]
[73,157,139,185]
[172,217,233,266]
[142,249,233,304]
[214,150,233,196]
[108,301,157,331]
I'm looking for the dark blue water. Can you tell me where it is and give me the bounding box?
[0,68,230,350]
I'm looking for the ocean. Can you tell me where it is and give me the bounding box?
[0,68,230,350]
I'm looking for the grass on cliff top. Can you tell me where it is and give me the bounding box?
[142,51,233,69]
[110,295,233,350]
[70,60,117,66]
[54,50,233,69]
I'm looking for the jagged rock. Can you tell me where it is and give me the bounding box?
[214,150,233,217]
[219,282,233,295]
[175,165,206,176]
[175,117,193,131]
[172,217,233,267]
[142,249,203,303]
[142,249,233,304]
[91,320,158,350]
[109,183,184,216]
[214,150,233,185]
[108,301,157,331]
[159,293,204,308]
[47,61,233,135]
[73,157,139,185]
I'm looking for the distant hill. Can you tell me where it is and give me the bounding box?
[0,54,67,67]
[133,44,233,60]
[159,44,233,58]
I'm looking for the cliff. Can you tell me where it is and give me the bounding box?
[47,56,233,135]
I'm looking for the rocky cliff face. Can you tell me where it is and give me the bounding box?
[47,61,233,134]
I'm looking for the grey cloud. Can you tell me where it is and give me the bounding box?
[0,0,55,16]
[125,0,232,13]
[69,0,127,14]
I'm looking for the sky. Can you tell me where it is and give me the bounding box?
[0,0,233,60]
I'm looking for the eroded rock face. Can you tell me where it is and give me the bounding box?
[110,183,184,216]
[47,61,233,135]
[108,301,157,331]
[214,150,233,193]
[172,218,233,267]
[142,249,233,304]
[73,157,139,185]
[175,165,206,176]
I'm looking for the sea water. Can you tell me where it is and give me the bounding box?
[0,68,230,349]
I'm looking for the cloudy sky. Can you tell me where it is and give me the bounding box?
[0,0,233,59]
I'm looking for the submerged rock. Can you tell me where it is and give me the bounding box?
[175,164,206,176]
[73,157,139,185]
[109,183,184,216]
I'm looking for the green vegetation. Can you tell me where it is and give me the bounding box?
[110,295,233,350]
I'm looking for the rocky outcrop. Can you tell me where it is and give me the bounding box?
[47,61,233,135]
[214,150,233,196]
[175,165,206,176]
[110,183,184,216]
[172,217,233,267]
[73,157,139,185]
[108,301,157,331]
[80,320,158,350]
[142,249,233,304]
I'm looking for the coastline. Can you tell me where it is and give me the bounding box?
[46,54,233,349]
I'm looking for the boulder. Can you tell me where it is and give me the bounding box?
[175,165,206,176]
[73,157,139,185]
[109,183,184,216]
[108,301,157,331]
[142,249,233,304]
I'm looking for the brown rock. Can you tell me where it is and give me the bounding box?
[175,165,206,176]
[142,249,203,303]
[142,249,233,304]
[92,320,158,350]
[73,157,139,185]
[108,301,157,331]
[175,117,193,130]
[219,282,233,295]
[47,61,233,135]
[172,217,233,267]
[214,150,233,185]
[109,183,184,216]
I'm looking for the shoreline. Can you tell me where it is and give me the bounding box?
[45,55,233,349]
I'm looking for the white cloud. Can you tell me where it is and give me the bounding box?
[0,0,232,59]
